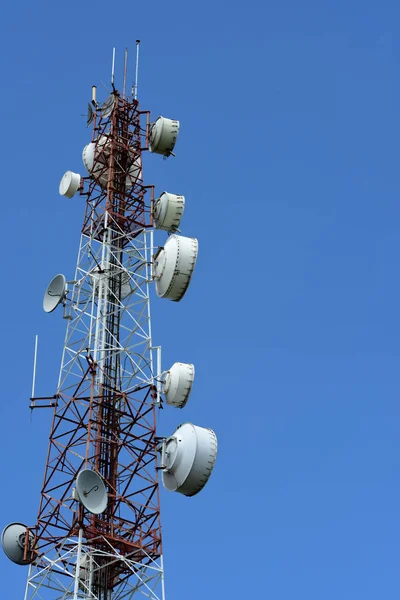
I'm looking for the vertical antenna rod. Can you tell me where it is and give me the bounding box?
[123,47,128,97]
[31,334,38,398]
[111,47,116,88]
[134,40,140,99]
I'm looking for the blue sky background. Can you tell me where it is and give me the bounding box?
[0,0,399,598]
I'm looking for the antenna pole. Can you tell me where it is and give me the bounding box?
[73,528,83,600]
[31,334,38,398]
[123,47,128,97]
[134,40,140,99]
[111,47,116,88]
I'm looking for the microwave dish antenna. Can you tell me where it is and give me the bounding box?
[1,523,35,565]
[59,171,81,198]
[76,469,108,515]
[101,94,116,119]
[87,103,94,126]
[161,423,217,496]
[154,192,185,232]
[43,274,67,313]
[82,137,141,189]
[153,235,198,301]
[163,362,195,408]
[149,117,180,156]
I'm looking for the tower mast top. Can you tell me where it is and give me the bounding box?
[110,43,140,99]
[134,40,140,99]
[111,47,116,89]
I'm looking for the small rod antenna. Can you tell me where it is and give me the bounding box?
[134,40,140,99]
[31,334,38,398]
[123,47,128,98]
[111,47,116,88]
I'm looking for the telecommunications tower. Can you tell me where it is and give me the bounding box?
[2,44,217,599]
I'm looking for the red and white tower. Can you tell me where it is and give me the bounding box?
[1,45,217,600]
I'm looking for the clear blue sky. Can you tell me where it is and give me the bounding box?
[0,1,399,598]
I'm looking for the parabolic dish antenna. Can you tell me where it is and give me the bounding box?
[82,138,106,187]
[149,116,180,157]
[163,362,195,408]
[59,171,81,198]
[76,469,108,515]
[1,523,34,565]
[154,192,185,232]
[153,235,198,302]
[161,423,217,496]
[87,103,94,127]
[100,94,116,119]
[125,155,142,189]
[82,137,141,189]
[43,274,67,313]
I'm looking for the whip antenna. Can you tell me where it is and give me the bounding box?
[134,40,140,99]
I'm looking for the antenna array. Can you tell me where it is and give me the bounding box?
[2,48,217,600]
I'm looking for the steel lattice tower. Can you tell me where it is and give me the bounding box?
[26,87,163,600]
[2,48,217,600]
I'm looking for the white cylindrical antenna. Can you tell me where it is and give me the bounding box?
[111,47,116,87]
[91,85,97,106]
[31,334,38,398]
[73,528,83,600]
[123,47,128,98]
[134,40,140,99]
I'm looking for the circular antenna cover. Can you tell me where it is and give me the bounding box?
[43,274,67,313]
[154,192,185,232]
[163,362,195,408]
[153,235,198,302]
[76,469,108,515]
[1,523,34,565]
[149,117,180,156]
[125,157,142,189]
[59,171,81,198]
[87,103,94,127]
[82,137,141,189]
[101,94,116,119]
[162,423,217,496]
[82,139,106,187]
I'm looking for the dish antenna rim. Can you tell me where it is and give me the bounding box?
[87,103,94,126]
[76,469,108,515]
[1,522,35,566]
[100,94,116,119]
[43,273,67,313]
